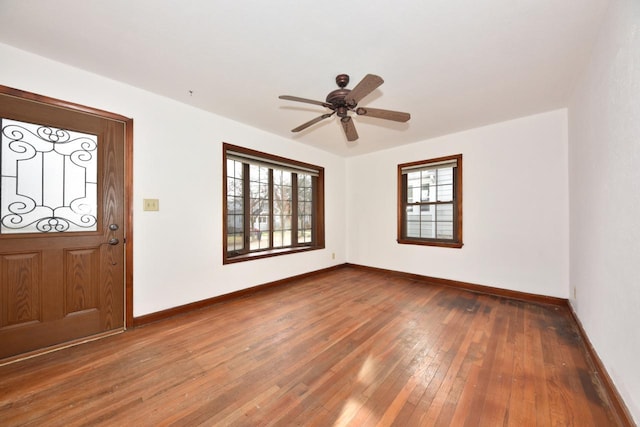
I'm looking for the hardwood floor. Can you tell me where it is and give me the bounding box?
[0,267,625,426]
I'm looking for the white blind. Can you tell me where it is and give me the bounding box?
[227,151,319,177]
[401,159,457,174]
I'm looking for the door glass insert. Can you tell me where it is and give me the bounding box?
[1,118,98,234]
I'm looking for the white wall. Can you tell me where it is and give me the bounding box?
[568,0,640,421]
[346,110,569,298]
[0,43,347,317]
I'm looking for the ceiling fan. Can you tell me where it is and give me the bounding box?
[279,74,410,142]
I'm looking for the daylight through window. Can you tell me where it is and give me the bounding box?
[398,154,462,248]
[223,143,324,263]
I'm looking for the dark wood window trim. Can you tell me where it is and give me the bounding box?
[397,154,463,248]
[223,143,325,264]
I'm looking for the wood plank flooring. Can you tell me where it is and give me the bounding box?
[0,267,624,426]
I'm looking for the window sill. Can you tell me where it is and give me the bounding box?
[397,238,463,249]
[224,244,324,264]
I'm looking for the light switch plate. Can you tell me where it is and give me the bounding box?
[143,198,159,211]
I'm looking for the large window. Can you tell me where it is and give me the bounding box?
[398,154,462,248]
[223,143,324,263]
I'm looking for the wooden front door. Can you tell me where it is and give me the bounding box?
[0,89,127,359]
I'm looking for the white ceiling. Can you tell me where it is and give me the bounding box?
[0,0,610,157]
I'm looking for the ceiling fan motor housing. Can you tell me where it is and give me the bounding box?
[326,88,352,110]
[327,74,355,113]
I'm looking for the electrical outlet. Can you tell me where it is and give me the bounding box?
[332,252,335,260]
[573,287,577,299]
[143,198,159,211]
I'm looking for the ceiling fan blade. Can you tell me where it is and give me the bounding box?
[341,117,359,141]
[344,74,384,106]
[291,113,334,132]
[279,95,334,109]
[355,107,411,122]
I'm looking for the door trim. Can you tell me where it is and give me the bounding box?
[0,85,134,328]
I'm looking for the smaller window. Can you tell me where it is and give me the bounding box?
[398,154,462,248]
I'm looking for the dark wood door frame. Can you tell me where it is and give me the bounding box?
[0,85,134,329]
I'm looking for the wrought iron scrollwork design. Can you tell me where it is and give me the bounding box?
[1,119,98,233]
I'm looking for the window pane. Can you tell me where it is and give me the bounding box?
[225,158,245,252]
[1,118,98,234]
[420,204,433,218]
[420,221,435,239]
[407,172,420,203]
[227,214,242,232]
[297,174,313,244]
[273,230,291,248]
[229,185,243,220]
[420,170,435,202]
[437,167,453,185]
[250,164,269,183]
[298,174,310,187]
[272,230,283,247]
[282,229,292,246]
[273,214,293,248]
[249,164,270,250]
[420,184,432,202]
[273,169,292,246]
[274,169,291,186]
[250,199,269,222]
[437,184,453,202]
[227,232,243,252]
[298,229,312,243]
[282,172,292,186]
[406,205,420,222]
[227,159,242,179]
[436,204,453,222]
[227,177,236,195]
[406,220,420,238]
[273,215,282,231]
[436,221,453,239]
[250,225,269,250]
[300,215,311,229]
[250,181,259,195]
